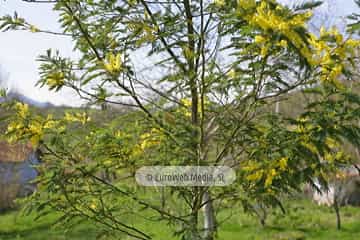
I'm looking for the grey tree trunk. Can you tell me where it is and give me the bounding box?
[334,182,342,230]
[334,199,341,230]
[203,191,216,240]
[275,101,280,114]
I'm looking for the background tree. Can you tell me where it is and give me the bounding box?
[1,0,360,239]
[0,65,9,92]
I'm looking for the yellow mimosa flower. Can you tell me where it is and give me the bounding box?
[260,45,269,57]
[278,40,288,48]
[15,102,29,118]
[214,0,225,7]
[237,0,256,10]
[246,170,263,182]
[254,35,266,44]
[46,72,65,89]
[103,52,122,75]
[227,69,236,78]
[279,157,288,171]
[90,203,97,210]
[29,24,39,33]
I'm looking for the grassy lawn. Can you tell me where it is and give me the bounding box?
[0,200,360,240]
[0,210,99,240]
[218,200,360,240]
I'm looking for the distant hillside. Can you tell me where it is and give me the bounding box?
[0,91,54,109]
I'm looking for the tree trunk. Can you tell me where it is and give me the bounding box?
[334,181,342,230]
[203,191,216,240]
[275,100,280,114]
[334,200,341,230]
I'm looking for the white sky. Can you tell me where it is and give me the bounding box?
[0,0,359,106]
[0,0,79,106]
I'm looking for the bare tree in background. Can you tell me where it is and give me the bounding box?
[0,66,9,94]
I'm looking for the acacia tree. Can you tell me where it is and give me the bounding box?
[2,0,360,239]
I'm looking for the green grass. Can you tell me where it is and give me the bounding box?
[0,210,99,240]
[217,200,360,240]
[1,200,360,239]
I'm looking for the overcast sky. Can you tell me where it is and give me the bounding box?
[0,0,359,106]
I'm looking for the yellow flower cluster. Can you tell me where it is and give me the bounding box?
[103,52,122,76]
[227,69,236,79]
[28,121,44,147]
[309,28,360,86]
[324,151,349,163]
[242,162,258,172]
[178,98,210,119]
[131,128,164,158]
[64,112,91,125]
[246,169,264,182]
[255,35,266,44]
[264,168,277,188]
[237,0,256,11]
[139,128,163,150]
[214,0,225,7]
[15,102,29,118]
[7,121,24,135]
[90,202,97,210]
[277,40,288,48]
[6,103,30,143]
[239,0,360,88]
[254,35,272,57]
[44,119,57,129]
[134,24,158,46]
[181,98,192,107]
[46,71,65,89]
[278,157,288,171]
[180,98,192,118]
[29,24,39,33]
[6,104,60,147]
[241,1,313,58]
[114,130,131,139]
[325,137,338,149]
[244,156,289,189]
